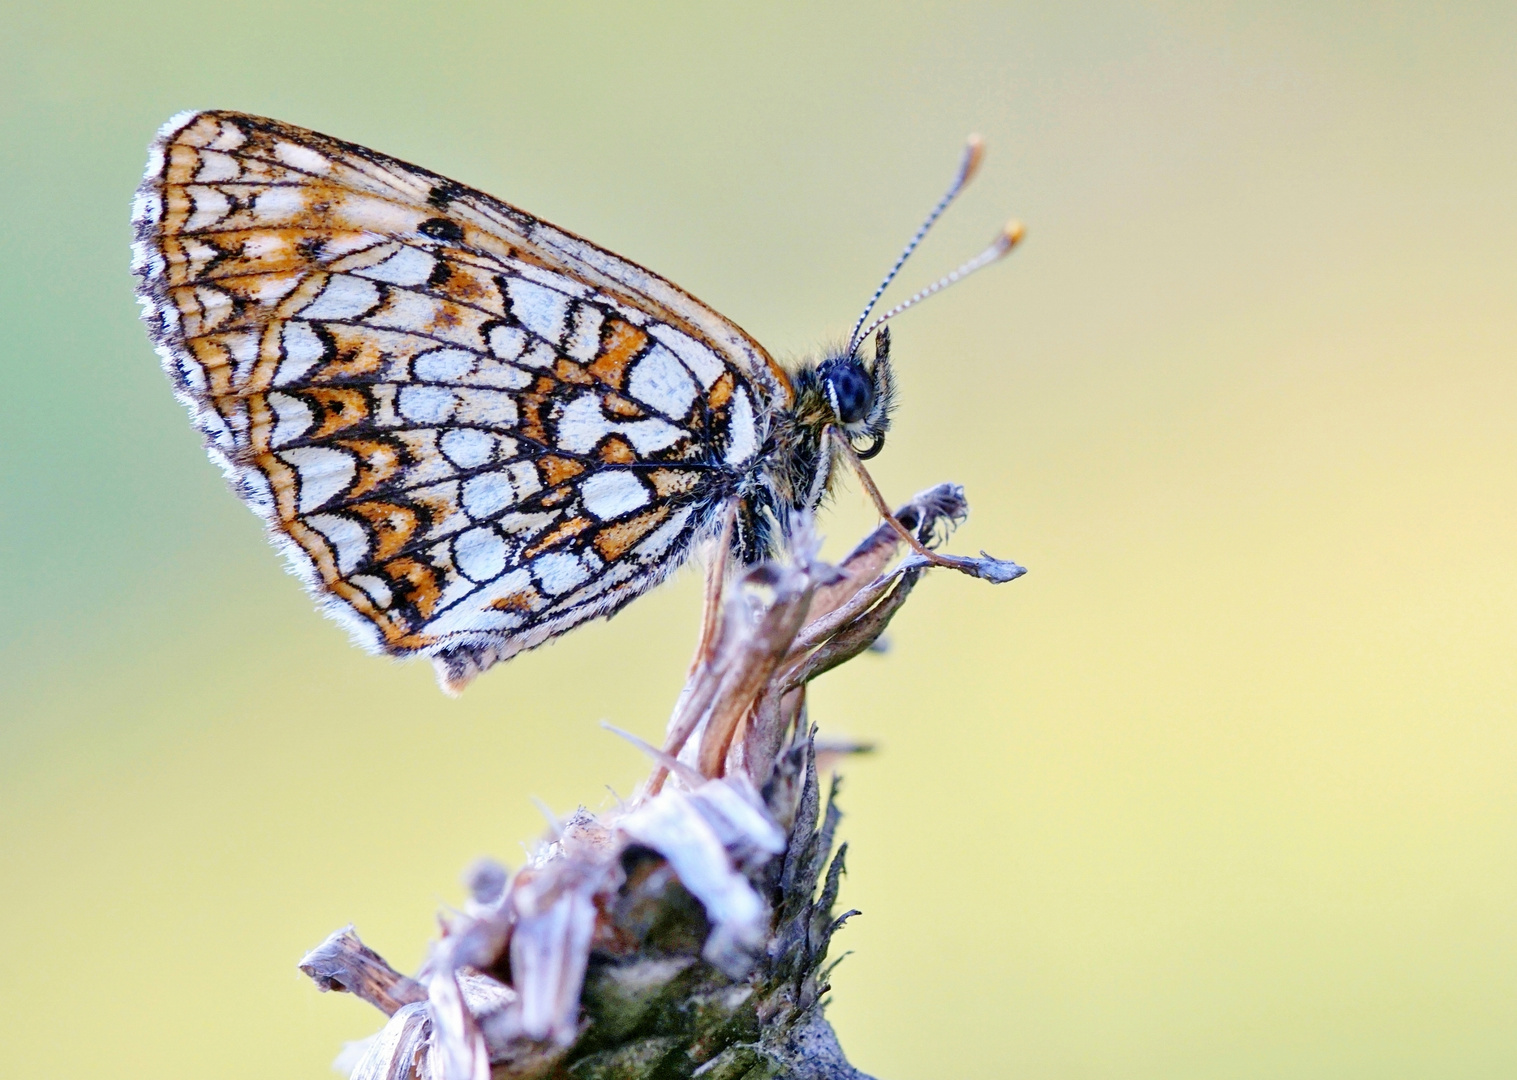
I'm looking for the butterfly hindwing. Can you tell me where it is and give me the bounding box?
[132,110,788,686]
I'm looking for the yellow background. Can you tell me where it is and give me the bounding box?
[2,3,1514,1077]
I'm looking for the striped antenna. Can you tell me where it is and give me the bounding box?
[847,134,986,354]
[853,221,1025,346]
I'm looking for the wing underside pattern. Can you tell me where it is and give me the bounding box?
[131,110,789,686]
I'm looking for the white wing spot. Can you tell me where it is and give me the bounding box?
[489,325,527,361]
[508,278,570,343]
[413,348,477,382]
[623,418,687,455]
[224,331,259,379]
[462,462,539,519]
[649,325,725,389]
[249,273,300,304]
[557,395,613,455]
[185,187,231,232]
[454,526,508,582]
[724,388,758,465]
[306,513,370,574]
[268,391,314,447]
[301,275,381,321]
[628,344,698,418]
[339,194,428,235]
[453,388,518,428]
[356,246,436,287]
[533,552,591,596]
[371,289,448,336]
[518,341,558,369]
[397,385,457,424]
[581,471,650,520]
[252,186,305,223]
[440,428,495,469]
[207,122,247,152]
[281,446,356,512]
[273,140,332,174]
[194,151,240,183]
[498,510,557,537]
[349,573,393,609]
[564,304,604,362]
[276,322,326,385]
[468,359,532,390]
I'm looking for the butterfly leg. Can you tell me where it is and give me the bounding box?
[829,428,1028,584]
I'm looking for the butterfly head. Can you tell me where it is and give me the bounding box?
[816,328,895,460]
[814,135,1022,467]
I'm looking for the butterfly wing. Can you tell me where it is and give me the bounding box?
[132,110,789,690]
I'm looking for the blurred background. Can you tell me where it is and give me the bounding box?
[2,2,1514,1077]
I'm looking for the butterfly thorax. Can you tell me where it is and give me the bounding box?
[737,331,896,562]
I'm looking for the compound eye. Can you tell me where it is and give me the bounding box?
[825,364,874,425]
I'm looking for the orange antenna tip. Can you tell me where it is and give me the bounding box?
[852,213,1028,343]
[959,134,986,184]
[848,132,996,350]
[997,219,1026,253]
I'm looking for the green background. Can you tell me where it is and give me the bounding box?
[3,3,1515,1077]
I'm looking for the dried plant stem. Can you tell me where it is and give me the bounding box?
[300,483,1022,1080]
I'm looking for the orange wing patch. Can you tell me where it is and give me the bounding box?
[588,320,646,389]
[594,506,673,562]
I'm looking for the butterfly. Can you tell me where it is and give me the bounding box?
[132,111,1021,692]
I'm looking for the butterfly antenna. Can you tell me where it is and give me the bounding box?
[847,134,986,354]
[854,220,1025,345]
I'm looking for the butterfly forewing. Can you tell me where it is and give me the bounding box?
[133,110,789,686]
